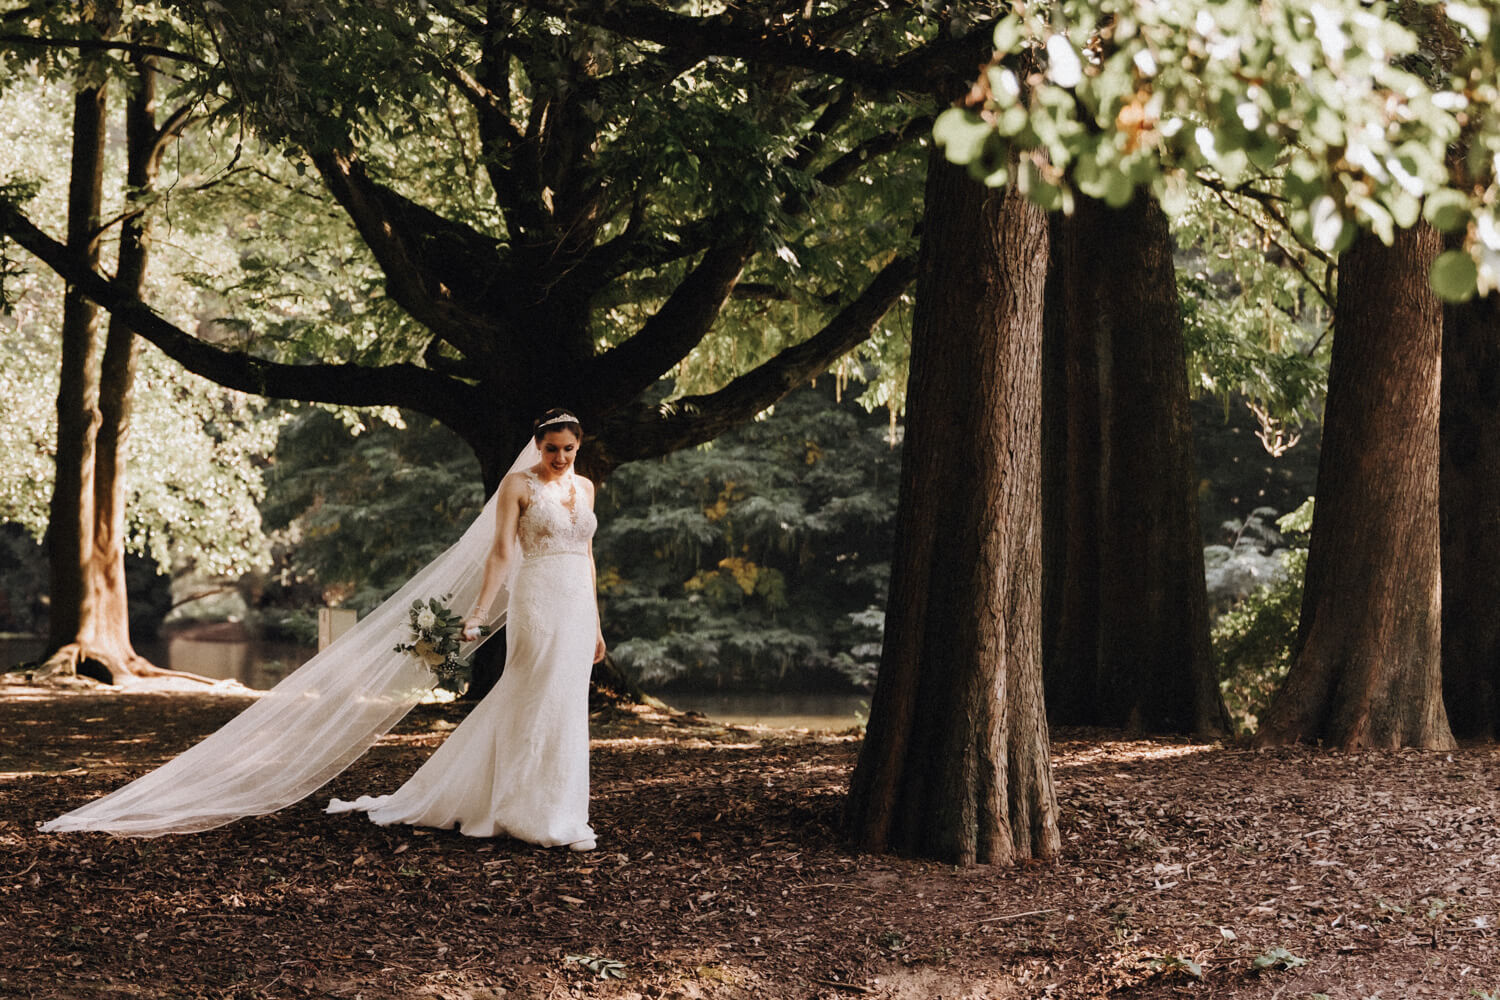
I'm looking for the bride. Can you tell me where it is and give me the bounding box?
[41,409,606,851]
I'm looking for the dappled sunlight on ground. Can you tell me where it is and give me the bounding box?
[1052,734,1221,769]
[2,689,1497,999]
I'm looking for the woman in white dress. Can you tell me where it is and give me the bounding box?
[41,409,605,850]
[328,409,605,850]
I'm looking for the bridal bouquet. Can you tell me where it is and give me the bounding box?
[394,595,489,681]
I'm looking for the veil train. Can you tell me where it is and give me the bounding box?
[39,443,539,837]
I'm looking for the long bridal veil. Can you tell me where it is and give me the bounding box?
[39,443,540,837]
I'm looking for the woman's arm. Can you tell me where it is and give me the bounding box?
[582,478,607,664]
[462,474,525,641]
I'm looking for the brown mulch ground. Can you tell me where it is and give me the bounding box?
[1,683,1498,1000]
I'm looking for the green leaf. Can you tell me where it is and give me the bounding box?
[979,163,1011,188]
[1360,199,1394,245]
[1252,946,1308,971]
[1388,191,1421,230]
[1424,189,1471,232]
[1431,250,1479,303]
[933,109,995,166]
[991,14,1024,54]
[1101,168,1136,208]
[995,105,1029,137]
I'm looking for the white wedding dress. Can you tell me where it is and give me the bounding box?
[40,442,599,845]
[326,468,598,847]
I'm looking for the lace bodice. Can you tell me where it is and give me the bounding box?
[517,470,596,558]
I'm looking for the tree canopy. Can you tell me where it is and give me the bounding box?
[0,75,281,579]
[0,1,999,482]
[934,0,1500,301]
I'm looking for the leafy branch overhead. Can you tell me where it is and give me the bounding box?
[0,1,968,479]
[934,0,1500,301]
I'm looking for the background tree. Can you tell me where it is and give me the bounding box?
[48,50,196,681]
[44,35,109,671]
[1,2,983,485]
[259,409,486,617]
[1255,224,1454,749]
[1042,193,1227,735]
[9,5,208,681]
[846,148,1058,866]
[1,37,287,669]
[1439,290,1500,741]
[595,381,898,692]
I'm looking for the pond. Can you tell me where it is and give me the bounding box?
[661,691,867,732]
[2,635,868,732]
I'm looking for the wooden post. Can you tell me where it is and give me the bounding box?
[318,607,359,651]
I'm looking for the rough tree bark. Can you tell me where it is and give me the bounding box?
[43,78,107,663]
[1041,195,1227,735]
[41,54,201,684]
[1255,225,1455,749]
[845,150,1059,866]
[1440,289,1500,741]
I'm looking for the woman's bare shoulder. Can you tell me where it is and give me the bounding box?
[498,468,535,502]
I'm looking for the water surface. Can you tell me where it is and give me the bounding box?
[4,634,867,731]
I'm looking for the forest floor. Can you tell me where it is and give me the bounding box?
[1,679,1497,1000]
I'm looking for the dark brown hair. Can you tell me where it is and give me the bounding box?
[532,408,582,443]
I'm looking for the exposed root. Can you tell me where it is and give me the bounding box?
[35,642,218,687]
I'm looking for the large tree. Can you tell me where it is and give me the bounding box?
[38,37,202,681]
[45,54,108,666]
[0,69,282,649]
[1041,194,1227,735]
[1,3,1003,487]
[927,0,1494,751]
[1255,225,1454,749]
[1440,289,1500,741]
[845,149,1058,866]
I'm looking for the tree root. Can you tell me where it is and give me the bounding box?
[36,643,219,687]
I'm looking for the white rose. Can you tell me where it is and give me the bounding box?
[416,608,438,630]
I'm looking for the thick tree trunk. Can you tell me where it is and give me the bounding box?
[78,57,168,681]
[1041,196,1227,735]
[43,83,107,661]
[845,151,1059,866]
[1256,225,1454,749]
[1440,290,1500,741]
[44,56,204,685]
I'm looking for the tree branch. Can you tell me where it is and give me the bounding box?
[0,33,209,67]
[575,212,735,294]
[0,198,477,424]
[592,250,918,467]
[150,102,197,162]
[513,0,997,93]
[1196,172,1335,310]
[513,0,871,84]
[587,234,760,412]
[309,150,514,368]
[730,281,840,305]
[428,0,487,34]
[436,61,524,149]
[816,114,934,189]
[788,86,857,174]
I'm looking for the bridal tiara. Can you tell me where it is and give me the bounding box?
[537,412,579,430]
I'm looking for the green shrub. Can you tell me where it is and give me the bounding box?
[1211,500,1312,736]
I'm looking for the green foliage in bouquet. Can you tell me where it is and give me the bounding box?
[393,594,488,682]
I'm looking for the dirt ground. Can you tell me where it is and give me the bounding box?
[1,680,1497,999]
